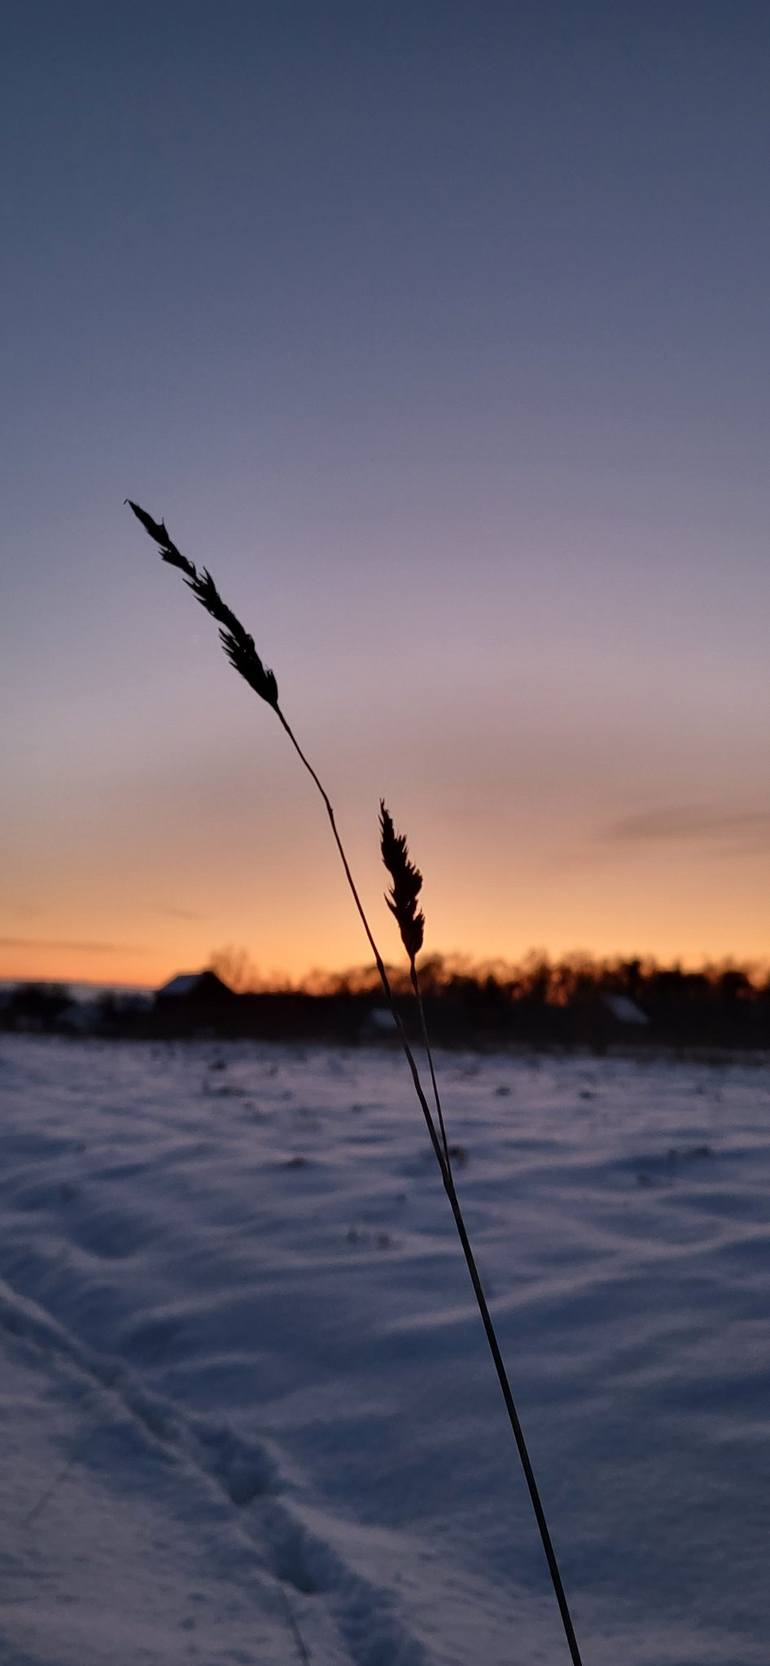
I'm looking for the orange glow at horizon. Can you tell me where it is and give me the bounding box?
[5,537,770,996]
[4,819,769,989]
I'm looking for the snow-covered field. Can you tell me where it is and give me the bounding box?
[1,1038,769,1666]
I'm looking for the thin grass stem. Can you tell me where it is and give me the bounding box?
[279,705,583,1666]
[445,1190,584,1666]
[410,963,452,1181]
[274,706,450,1189]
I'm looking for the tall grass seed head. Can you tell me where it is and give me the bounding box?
[127,500,278,708]
[379,800,425,965]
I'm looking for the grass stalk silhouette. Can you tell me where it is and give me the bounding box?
[127,500,585,1666]
[379,799,452,1181]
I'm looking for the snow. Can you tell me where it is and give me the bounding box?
[1,1037,769,1665]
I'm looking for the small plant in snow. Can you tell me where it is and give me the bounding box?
[128,499,585,1666]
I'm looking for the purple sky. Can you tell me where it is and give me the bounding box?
[3,3,770,986]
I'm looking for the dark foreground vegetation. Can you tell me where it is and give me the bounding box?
[4,954,770,1051]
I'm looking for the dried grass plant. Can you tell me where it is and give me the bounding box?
[128,500,585,1666]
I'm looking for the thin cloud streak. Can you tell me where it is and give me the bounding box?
[0,938,146,955]
[605,808,770,849]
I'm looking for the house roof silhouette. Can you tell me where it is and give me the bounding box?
[155,970,235,1002]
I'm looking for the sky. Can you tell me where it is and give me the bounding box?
[3,1,770,989]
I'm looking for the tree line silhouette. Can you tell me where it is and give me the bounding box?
[3,952,770,1050]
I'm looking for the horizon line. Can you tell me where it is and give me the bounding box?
[3,946,770,998]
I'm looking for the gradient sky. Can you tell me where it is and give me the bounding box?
[3,2,770,988]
